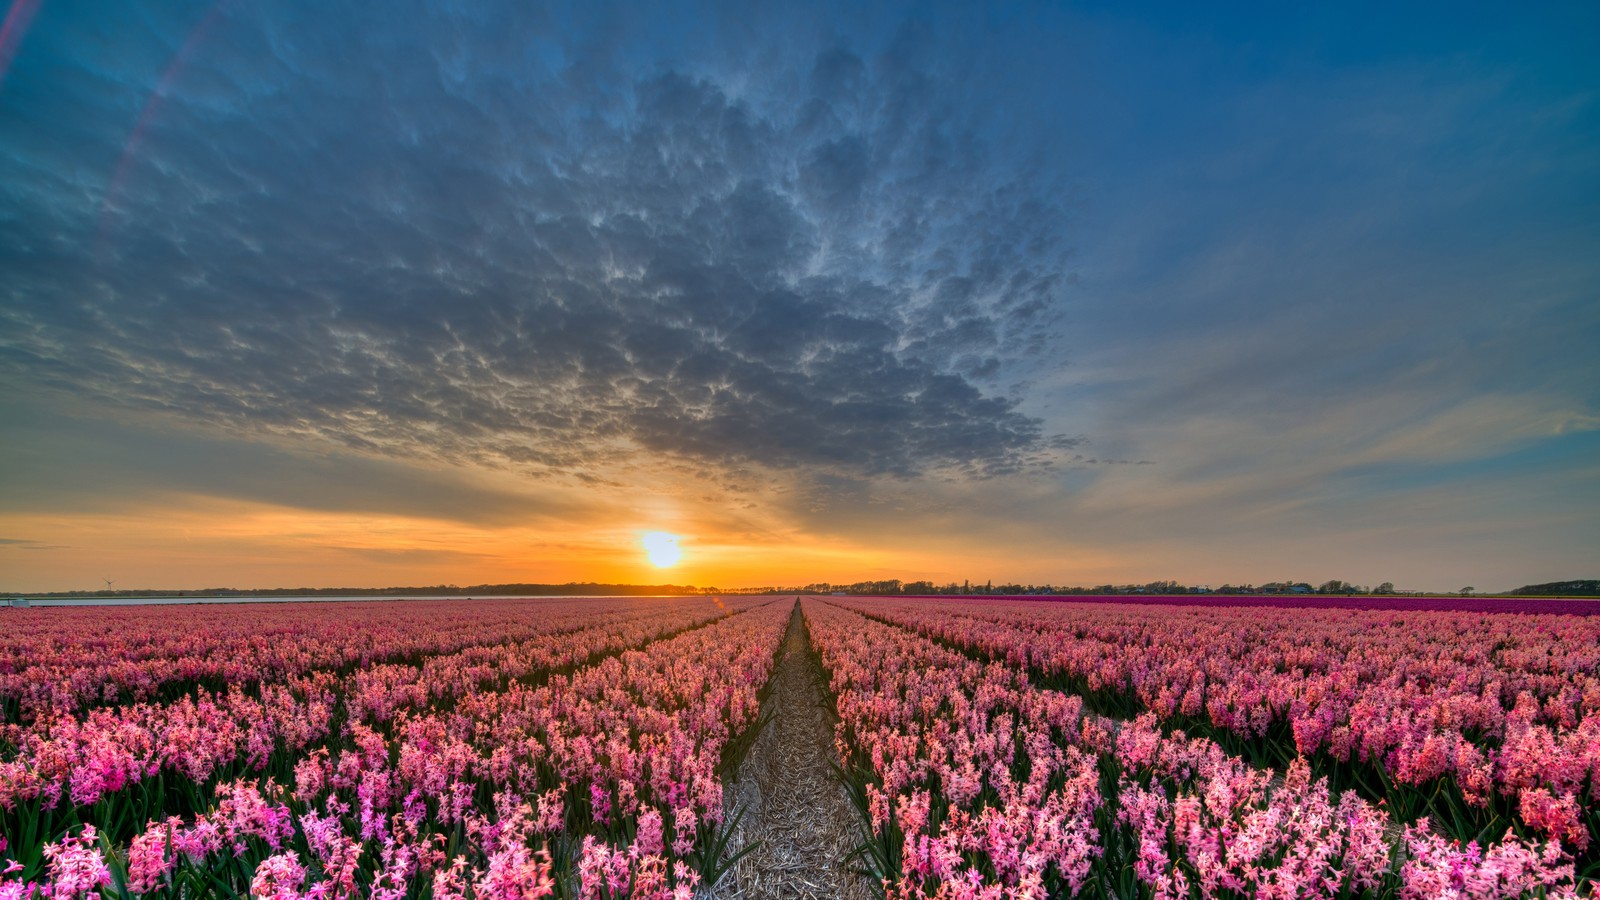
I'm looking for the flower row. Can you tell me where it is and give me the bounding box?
[834,595,1600,857]
[2,598,791,898]
[1,598,727,720]
[804,598,1584,899]
[1,598,752,816]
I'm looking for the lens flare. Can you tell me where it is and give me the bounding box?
[0,0,43,89]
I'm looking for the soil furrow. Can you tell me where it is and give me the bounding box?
[716,602,874,900]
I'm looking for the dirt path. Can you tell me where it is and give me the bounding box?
[715,602,874,900]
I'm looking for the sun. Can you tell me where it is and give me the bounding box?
[641,531,683,568]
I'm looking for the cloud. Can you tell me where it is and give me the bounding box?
[4,1,1594,593]
[330,546,495,565]
[0,397,604,527]
[0,538,68,550]
[0,1,1073,484]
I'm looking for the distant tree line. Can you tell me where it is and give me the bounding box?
[760,578,1587,598]
[10,582,718,599]
[1509,579,1600,597]
[772,578,1377,596]
[12,577,1594,601]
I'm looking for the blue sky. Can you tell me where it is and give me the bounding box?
[1,0,1595,591]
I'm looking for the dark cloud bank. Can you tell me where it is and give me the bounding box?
[0,1,1072,483]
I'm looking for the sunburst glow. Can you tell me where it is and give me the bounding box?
[641,531,683,568]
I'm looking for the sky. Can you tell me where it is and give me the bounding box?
[1,0,1596,593]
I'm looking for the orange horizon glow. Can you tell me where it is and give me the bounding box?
[1,477,1581,596]
[0,498,988,593]
[0,414,1585,596]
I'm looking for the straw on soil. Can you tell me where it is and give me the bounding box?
[714,602,875,900]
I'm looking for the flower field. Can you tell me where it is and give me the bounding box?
[0,594,1593,898]
[814,595,1596,897]
[2,596,787,898]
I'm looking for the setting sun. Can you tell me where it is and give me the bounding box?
[641,531,683,568]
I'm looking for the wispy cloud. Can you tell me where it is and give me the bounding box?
[0,537,68,550]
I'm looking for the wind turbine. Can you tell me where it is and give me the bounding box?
[103,578,114,592]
